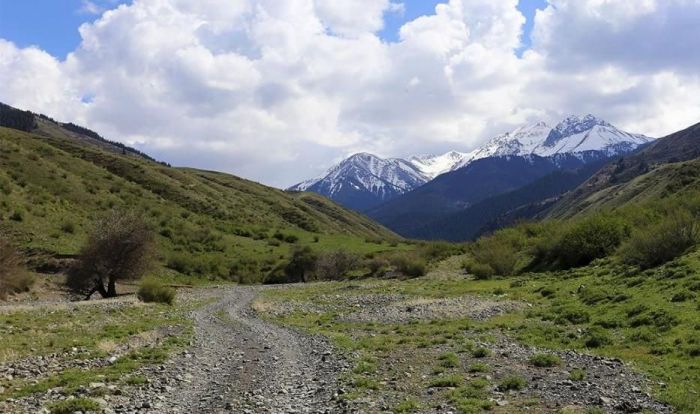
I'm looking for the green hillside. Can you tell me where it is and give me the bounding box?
[0,125,400,283]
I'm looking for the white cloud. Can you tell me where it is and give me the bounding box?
[0,0,699,187]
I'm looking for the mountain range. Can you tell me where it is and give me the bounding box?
[289,115,653,212]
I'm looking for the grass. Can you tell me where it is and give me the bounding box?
[0,296,213,402]
[0,126,404,285]
[256,249,700,413]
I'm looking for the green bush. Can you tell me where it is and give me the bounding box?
[418,241,465,262]
[618,208,699,269]
[584,327,612,348]
[547,215,627,269]
[529,353,561,367]
[464,261,495,280]
[137,278,175,305]
[471,347,491,358]
[569,368,586,381]
[390,254,426,278]
[498,375,527,391]
[469,229,522,276]
[48,398,101,414]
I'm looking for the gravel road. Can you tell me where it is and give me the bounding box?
[140,286,344,414]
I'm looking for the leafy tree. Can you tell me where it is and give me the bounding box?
[67,210,154,299]
[284,246,317,283]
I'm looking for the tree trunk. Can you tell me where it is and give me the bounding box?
[107,278,117,297]
[95,278,108,298]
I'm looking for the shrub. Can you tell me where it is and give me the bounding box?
[464,261,495,280]
[284,234,299,243]
[418,241,465,262]
[498,375,527,391]
[619,208,699,269]
[60,221,76,234]
[468,363,489,373]
[529,353,561,368]
[439,352,460,368]
[547,215,627,269]
[366,257,390,276]
[569,368,586,381]
[671,290,695,302]
[48,398,101,414]
[0,239,33,299]
[314,250,360,280]
[67,210,154,299]
[471,347,491,358]
[137,278,175,305]
[429,374,463,388]
[390,254,426,278]
[469,230,522,276]
[584,327,612,348]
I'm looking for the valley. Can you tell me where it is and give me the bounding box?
[0,106,699,414]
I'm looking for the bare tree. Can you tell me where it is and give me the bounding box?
[67,210,154,299]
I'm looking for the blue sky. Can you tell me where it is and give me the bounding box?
[0,0,547,59]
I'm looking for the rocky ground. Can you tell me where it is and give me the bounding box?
[1,285,675,413]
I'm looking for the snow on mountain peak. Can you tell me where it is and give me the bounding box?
[409,151,469,179]
[288,115,654,209]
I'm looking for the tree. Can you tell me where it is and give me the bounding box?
[67,210,154,299]
[284,246,317,283]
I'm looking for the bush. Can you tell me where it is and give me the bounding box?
[547,215,627,269]
[463,260,496,280]
[569,368,586,381]
[469,227,526,276]
[48,397,100,414]
[418,242,465,262]
[366,257,390,276]
[529,353,561,367]
[584,327,612,348]
[0,239,33,299]
[471,347,491,358]
[498,375,527,391]
[314,250,360,280]
[60,221,76,234]
[137,278,175,305]
[390,254,426,278]
[618,208,699,269]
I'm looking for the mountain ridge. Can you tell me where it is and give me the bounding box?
[289,115,653,211]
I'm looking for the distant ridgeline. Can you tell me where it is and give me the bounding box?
[0,102,167,166]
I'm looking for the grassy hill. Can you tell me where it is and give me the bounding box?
[0,123,400,284]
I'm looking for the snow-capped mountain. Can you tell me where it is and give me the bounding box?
[289,115,653,211]
[451,115,653,169]
[287,153,429,211]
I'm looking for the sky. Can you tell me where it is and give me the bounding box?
[0,0,699,188]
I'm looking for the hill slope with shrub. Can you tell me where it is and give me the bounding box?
[548,121,700,218]
[0,121,399,284]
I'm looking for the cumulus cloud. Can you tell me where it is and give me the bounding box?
[0,0,699,187]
